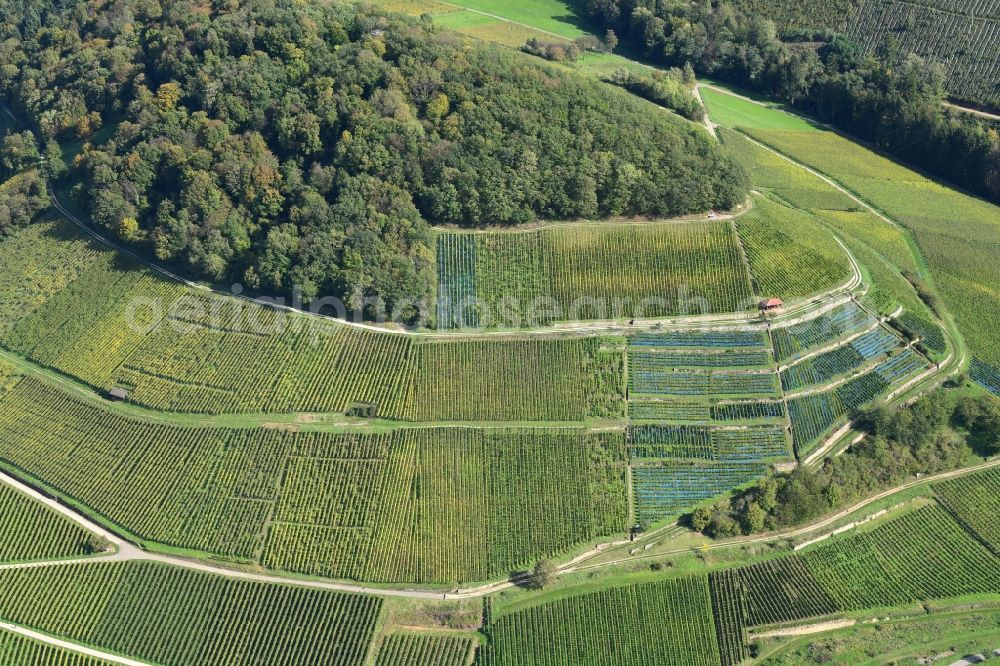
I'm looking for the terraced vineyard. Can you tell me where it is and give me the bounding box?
[476,575,721,666]
[629,425,789,461]
[0,561,381,666]
[625,327,790,523]
[632,461,769,524]
[780,327,901,391]
[772,302,878,364]
[743,126,1000,393]
[934,467,1000,555]
[788,350,930,457]
[0,482,100,564]
[0,378,628,583]
[719,127,935,321]
[435,222,756,328]
[375,634,474,666]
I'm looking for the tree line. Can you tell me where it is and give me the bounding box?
[0,0,745,320]
[584,0,1000,204]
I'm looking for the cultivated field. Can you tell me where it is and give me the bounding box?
[0,219,621,419]
[741,125,1000,390]
[477,575,721,666]
[374,634,475,666]
[0,377,628,583]
[0,481,99,564]
[0,628,117,666]
[0,561,382,666]
[436,222,756,327]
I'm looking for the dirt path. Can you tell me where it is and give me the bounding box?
[943,101,1000,121]
[0,623,152,666]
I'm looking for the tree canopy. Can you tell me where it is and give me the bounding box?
[0,0,745,318]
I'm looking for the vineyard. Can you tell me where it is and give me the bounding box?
[707,570,749,666]
[735,196,853,300]
[435,222,757,328]
[0,482,98,564]
[772,302,878,363]
[780,327,901,391]
[846,0,1000,107]
[475,575,721,666]
[934,467,1000,555]
[0,219,622,420]
[633,461,769,524]
[787,349,931,458]
[0,378,628,583]
[0,561,382,666]
[629,330,769,348]
[736,557,839,626]
[971,358,1000,397]
[374,634,474,666]
[628,425,789,461]
[0,628,116,665]
[700,500,1000,660]
[897,311,947,355]
[800,504,1000,610]
[788,372,887,457]
[630,369,778,397]
[406,337,623,421]
[718,128,931,322]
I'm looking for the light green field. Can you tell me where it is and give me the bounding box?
[743,125,1000,368]
[700,88,818,131]
[443,0,594,38]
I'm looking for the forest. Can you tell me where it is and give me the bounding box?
[0,0,745,317]
[584,0,1000,204]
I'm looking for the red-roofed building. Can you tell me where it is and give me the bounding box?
[759,298,784,311]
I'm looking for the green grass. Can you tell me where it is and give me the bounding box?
[442,0,594,39]
[0,481,102,564]
[0,376,628,583]
[476,574,722,666]
[0,560,382,666]
[701,88,818,131]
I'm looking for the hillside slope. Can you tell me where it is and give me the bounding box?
[0,0,744,320]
